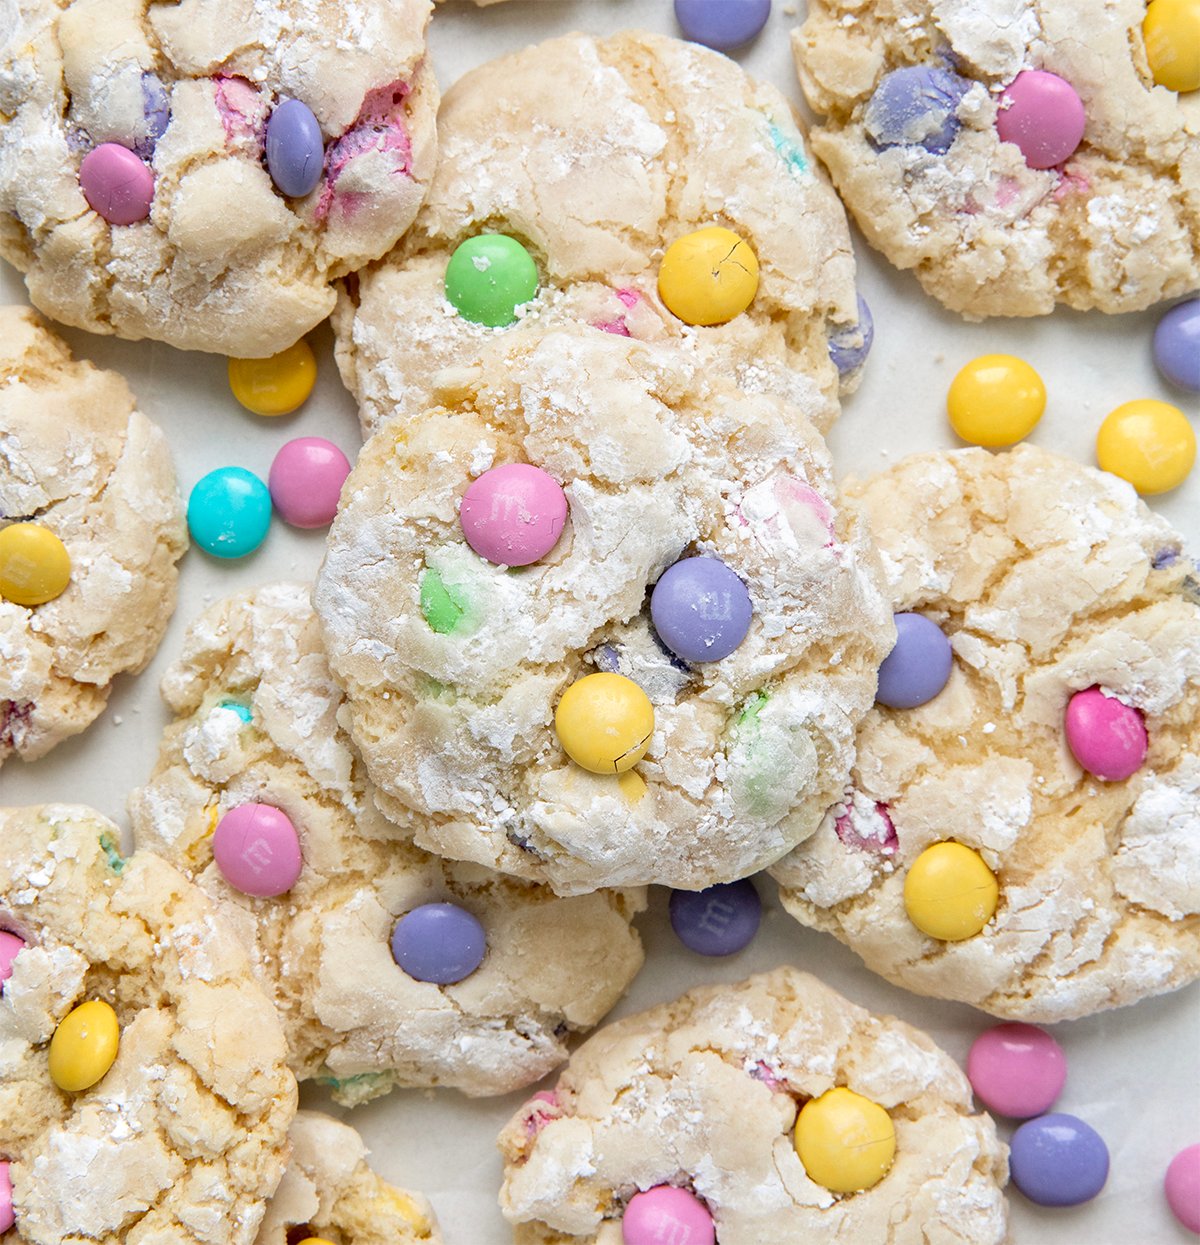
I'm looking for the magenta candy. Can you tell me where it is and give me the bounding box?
[1165,1144,1200,1234]
[212,803,303,897]
[0,1160,12,1233]
[623,1186,714,1245]
[0,931,23,990]
[78,143,155,224]
[967,1023,1067,1118]
[268,437,351,528]
[1065,687,1148,781]
[459,463,567,567]
[996,70,1086,169]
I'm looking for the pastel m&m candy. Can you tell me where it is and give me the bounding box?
[658,226,759,326]
[265,98,325,197]
[794,1087,896,1193]
[1165,1144,1200,1233]
[669,879,762,956]
[1144,0,1200,92]
[555,672,654,775]
[391,902,486,985]
[296,1239,336,1245]
[0,522,71,606]
[212,803,303,897]
[875,613,953,709]
[460,463,567,566]
[623,1185,714,1245]
[828,294,874,377]
[674,0,771,51]
[864,65,971,155]
[78,142,154,224]
[1154,298,1200,393]
[48,999,120,1092]
[996,70,1086,169]
[228,339,317,416]
[187,466,272,558]
[1096,398,1195,494]
[904,842,998,941]
[445,234,539,327]
[947,353,1045,446]
[1065,687,1148,781]
[967,1023,1067,1118]
[650,556,753,663]
[0,1160,12,1233]
[269,437,351,528]
[0,931,24,990]
[1010,1113,1109,1206]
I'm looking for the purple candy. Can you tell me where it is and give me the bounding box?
[674,0,771,51]
[135,72,171,158]
[876,613,953,709]
[266,97,324,198]
[1010,1114,1109,1207]
[1153,299,1200,394]
[829,294,875,376]
[390,902,486,985]
[865,65,971,155]
[651,556,753,664]
[669,879,762,956]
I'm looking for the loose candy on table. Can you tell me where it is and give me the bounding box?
[187,466,272,558]
[48,999,120,1092]
[0,1161,11,1233]
[794,1087,896,1193]
[265,98,325,198]
[0,522,71,606]
[996,70,1086,169]
[650,556,753,663]
[967,1023,1067,1118]
[863,65,971,154]
[1153,299,1200,393]
[0,931,23,989]
[622,1185,715,1245]
[673,0,771,51]
[658,226,759,326]
[1165,1144,1200,1234]
[1064,687,1148,782]
[555,672,655,775]
[78,143,154,225]
[1010,1113,1109,1206]
[390,902,486,985]
[1144,0,1200,92]
[904,842,999,941]
[228,339,317,416]
[947,353,1046,447]
[459,463,568,566]
[445,234,539,327]
[875,612,953,709]
[1096,398,1195,495]
[669,879,762,956]
[212,803,304,898]
[269,437,351,528]
[828,293,874,377]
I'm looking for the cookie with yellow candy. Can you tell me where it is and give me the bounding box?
[772,445,1200,1021]
[499,968,1008,1243]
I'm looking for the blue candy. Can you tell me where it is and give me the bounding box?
[669,879,762,956]
[675,0,771,51]
[187,466,271,559]
[876,613,953,709]
[265,98,324,198]
[829,294,875,377]
[391,903,486,985]
[864,66,971,155]
[1010,1114,1109,1207]
[1153,298,1200,393]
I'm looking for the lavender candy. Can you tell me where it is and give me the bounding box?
[674,0,771,51]
[864,65,972,155]
[265,97,325,198]
[134,72,171,159]
[829,294,875,377]
[1010,1114,1109,1207]
[390,902,486,985]
[875,612,953,709]
[1153,298,1200,393]
[651,556,753,664]
[669,879,762,956]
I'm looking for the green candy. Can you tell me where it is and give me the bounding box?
[420,567,468,634]
[444,234,538,327]
[98,832,125,873]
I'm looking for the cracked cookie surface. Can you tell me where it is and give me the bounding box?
[1,306,186,766]
[772,445,1200,1021]
[499,967,1008,1244]
[0,0,437,355]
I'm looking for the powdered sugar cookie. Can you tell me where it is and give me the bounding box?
[0,804,297,1244]
[129,582,646,1105]
[793,0,1200,316]
[773,445,1200,1021]
[315,328,893,896]
[499,967,1008,1243]
[1,307,186,766]
[334,29,865,439]
[0,0,437,356]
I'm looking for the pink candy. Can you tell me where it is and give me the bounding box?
[0,931,23,990]
[623,1186,714,1245]
[1065,687,1148,782]
[269,437,351,528]
[0,1160,12,1233]
[212,803,303,897]
[996,70,1086,170]
[1166,1144,1200,1234]
[79,143,155,225]
[967,1023,1067,1118]
[459,463,568,567]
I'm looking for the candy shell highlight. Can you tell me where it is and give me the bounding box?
[1165,1144,1200,1233]
[78,143,154,224]
[947,354,1045,446]
[967,1023,1067,1118]
[445,234,539,327]
[187,466,272,558]
[0,522,71,606]
[0,1160,12,1233]
[0,931,24,990]
[996,70,1086,169]
[555,672,654,775]
[266,98,325,198]
[794,1087,896,1193]
[212,803,303,897]
[460,463,567,567]
[269,437,351,528]
[49,999,120,1092]
[658,226,759,326]
[1096,399,1195,494]
[904,842,998,941]
[1010,1113,1109,1206]
[228,339,317,416]
[1144,0,1200,92]
[390,902,486,985]
[1153,299,1200,393]
[1064,687,1148,781]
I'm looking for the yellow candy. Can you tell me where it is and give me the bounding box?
[48,999,120,1092]
[554,672,654,775]
[1096,399,1195,495]
[947,353,1046,447]
[296,1239,337,1245]
[618,768,648,804]
[1144,0,1200,92]
[0,522,71,606]
[904,842,999,941]
[658,226,759,326]
[793,1087,896,1193]
[228,338,317,416]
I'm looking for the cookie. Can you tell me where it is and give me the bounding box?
[0,804,297,1244]
[315,328,893,895]
[255,1111,440,1245]
[499,967,1008,1243]
[793,0,1200,316]
[772,445,1200,1021]
[1,307,186,765]
[129,582,646,1104]
[334,29,864,440]
[0,0,437,356]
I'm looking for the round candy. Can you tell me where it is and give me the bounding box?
[904,842,999,941]
[187,466,272,558]
[48,998,120,1092]
[265,98,325,198]
[658,226,759,326]
[0,930,24,991]
[212,803,304,897]
[0,522,71,606]
[650,556,753,663]
[673,0,771,50]
[967,1023,1067,1118]
[1010,1113,1109,1206]
[1144,0,1200,93]
[875,612,953,709]
[863,65,972,155]
[137,71,171,157]
[668,879,762,956]
[297,1239,336,1245]
[1096,398,1195,495]
[445,234,539,327]
[828,294,874,377]
[555,672,655,775]
[622,1185,714,1245]
[459,463,568,566]
[1064,687,1148,782]
[947,353,1046,447]
[0,1160,12,1233]
[78,142,154,225]
[228,339,317,416]
[269,437,352,528]
[390,902,486,985]
[1153,299,1200,393]
[1165,1144,1200,1233]
[996,70,1086,169]
[793,1087,896,1193]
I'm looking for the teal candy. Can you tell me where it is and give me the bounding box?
[188,467,271,558]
